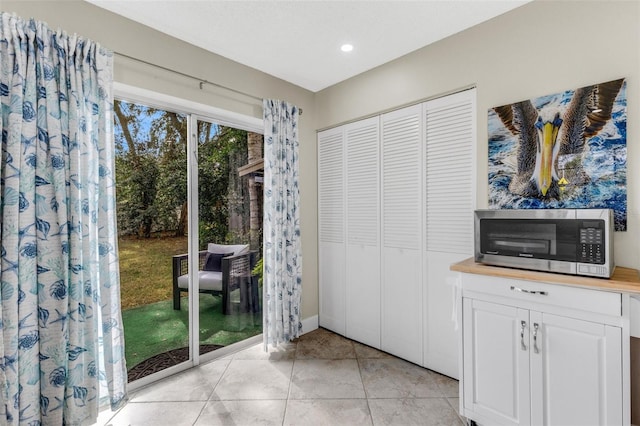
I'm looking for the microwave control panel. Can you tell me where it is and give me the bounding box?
[578,222,604,264]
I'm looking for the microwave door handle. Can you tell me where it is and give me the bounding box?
[493,240,548,250]
[510,286,548,296]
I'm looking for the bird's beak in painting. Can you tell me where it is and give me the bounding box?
[535,114,562,196]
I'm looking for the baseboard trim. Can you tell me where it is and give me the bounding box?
[301,315,319,335]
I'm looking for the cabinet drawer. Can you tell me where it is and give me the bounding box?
[461,274,621,317]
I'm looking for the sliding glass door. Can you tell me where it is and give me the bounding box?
[114,95,263,384]
[195,118,263,360]
[114,99,191,382]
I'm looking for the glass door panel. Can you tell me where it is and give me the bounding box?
[114,99,191,382]
[196,119,263,359]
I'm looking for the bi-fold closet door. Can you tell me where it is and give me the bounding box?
[345,117,381,348]
[380,92,476,372]
[318,126,346,335]
[318,104,425,362]
[380,104,424,364]
[318,117,381,346]
[422,90,476,378]
[318,89,476,376]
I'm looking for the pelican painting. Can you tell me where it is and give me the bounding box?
[488,78,627,230]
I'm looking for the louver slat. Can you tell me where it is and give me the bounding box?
[383,109,421,250]
[318,130,344,243]
[426,97,474,254]
[346,120,379,246]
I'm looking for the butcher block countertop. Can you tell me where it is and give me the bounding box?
[451,257,640,294]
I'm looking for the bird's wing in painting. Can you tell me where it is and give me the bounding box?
[492,78,624,200]
[494,100,539,196]
[559,78,625,156]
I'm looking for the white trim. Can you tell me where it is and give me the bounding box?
[631,295,640,338]
[316,84,477,133]
[301,315,319,335]
[187,115,200,366]
[113,82,263,134]
[469,88,478,212]
[622,294,631,426]
[199,334,264,364]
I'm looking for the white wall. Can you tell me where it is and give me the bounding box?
[4,0,319,319]
[315,0,640,270]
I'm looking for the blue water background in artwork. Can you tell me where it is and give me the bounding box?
[487,80,627,230]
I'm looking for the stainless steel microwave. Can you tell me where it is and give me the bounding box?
[474,209,614,278]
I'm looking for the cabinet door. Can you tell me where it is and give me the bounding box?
[463,298,531,426]
[345,117,381,348]
[318,127,346,334]
[530,312,623,426]
[380,104,423,364]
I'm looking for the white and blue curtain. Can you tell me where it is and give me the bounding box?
[262,100,302,348]
[0,13,126,425]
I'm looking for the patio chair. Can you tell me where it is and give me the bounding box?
[172,243,259,315]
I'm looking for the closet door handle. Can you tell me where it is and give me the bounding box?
[520,321,527,351]
[510,286,548,296]
[533,323,540,354]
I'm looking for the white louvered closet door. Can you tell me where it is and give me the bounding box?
[381,104,424,364]
[423,89,476,378]
[345,117,381,348]
[318,127,346,334]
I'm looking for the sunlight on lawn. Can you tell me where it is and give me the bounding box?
[118,235,188,309]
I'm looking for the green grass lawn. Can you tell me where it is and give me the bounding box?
[118,235,262,371]
[118,235,188,310]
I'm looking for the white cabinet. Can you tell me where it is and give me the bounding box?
[460,273,627,426]
[463,299,530,426]
[530,312,622,426]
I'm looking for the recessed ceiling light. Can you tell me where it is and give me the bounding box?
[341,44,354,53]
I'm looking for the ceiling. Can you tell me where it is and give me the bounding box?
[87,0,532,93]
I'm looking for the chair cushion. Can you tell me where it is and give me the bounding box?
[208,243,249,256]
[177,271,223,292]
[203,252,225,271]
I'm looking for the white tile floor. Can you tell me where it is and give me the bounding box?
[96,328,465,425]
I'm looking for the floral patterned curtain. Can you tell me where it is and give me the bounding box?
[0,13,126,425]
[262,100,302,348]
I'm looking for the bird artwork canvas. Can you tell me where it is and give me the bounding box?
[488,78,627,231]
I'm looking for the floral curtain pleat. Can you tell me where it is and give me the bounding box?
[262,99,302,348]
[0,13,126,425]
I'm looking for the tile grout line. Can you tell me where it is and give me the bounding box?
[192,356,234,425]
[281,341,300,425]
[445,396,467,425]
[354,347,377,426]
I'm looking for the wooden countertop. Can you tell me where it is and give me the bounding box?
[451,257,640,294]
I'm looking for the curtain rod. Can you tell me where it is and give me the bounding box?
[114,51,302,115]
